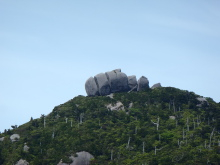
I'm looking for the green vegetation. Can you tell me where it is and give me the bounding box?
[0,87,220,164]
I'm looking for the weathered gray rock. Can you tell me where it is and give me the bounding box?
[106,102,124,111]
[10,134,20,142]
[151,83,162,89]
[0,137,4,142]
[116,72,129,92]
[169,116,176,120]
[106,93,114,99]
[128,75,137,90]
[105,70,129,93]
[94,73,111,96]
[137,76,149,91]
[23,143,30,152]
[70,151,94,165]
[15,159,29,165]
[196,97,209,107]
[85,77,99,96]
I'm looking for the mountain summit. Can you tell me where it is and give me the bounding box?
[0,85,220,164]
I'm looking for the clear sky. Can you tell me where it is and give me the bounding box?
[0,0,220,132]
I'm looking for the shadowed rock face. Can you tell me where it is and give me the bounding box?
[85,77,99,96]
[151,83,161,89]
[128,75,137,90]
[85,69,153,96]
[105,70,129,93]
[94,73,111,96]
[137,76,149,91]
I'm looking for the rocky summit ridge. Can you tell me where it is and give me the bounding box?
[85,69,161,96]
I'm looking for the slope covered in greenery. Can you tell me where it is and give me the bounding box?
[0,87,220,164]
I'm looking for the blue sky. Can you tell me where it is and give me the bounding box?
[0,0,220,132]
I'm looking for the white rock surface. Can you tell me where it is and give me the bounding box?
[23,143,30,152]
[106,102,124,111]
[10,134,20,142]
[15,159,29,165]
[70,151,94,165]
[169,116,176,120]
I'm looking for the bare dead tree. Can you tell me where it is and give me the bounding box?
[135,126,138,134]
[193,118,196,130]
[79,113,84,124]
[154,146,164,155]
[111,149,113,160]
[44,116,46,128]
[209,127,215,148]
[182,128,185,141]
[126,137,131,150]
[151,117,160,131]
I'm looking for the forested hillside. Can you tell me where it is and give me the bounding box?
[0,87,220,164]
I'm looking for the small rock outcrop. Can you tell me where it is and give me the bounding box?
[197,97,209,107]
[106,102,124,111]
[85,69,154,96]
[23,143,30,152]
[151,83,162,89]
[137,76,149,91]
[0,137,4,142]
[15,159,29,165]
[70,151,94,165]
[10,134,20,142]
[169,116,176,120]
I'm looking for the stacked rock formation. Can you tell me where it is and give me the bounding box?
[85,69,155,96]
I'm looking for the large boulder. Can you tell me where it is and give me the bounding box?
[94,73,111,96]
[151,83,162,89]
[85,77,99,96]
[137,76,149,91]
[70,151,94,165]
[10,134,20,142]
[128,75,137,90]
[105,69,129,93]
[15,159,29,165]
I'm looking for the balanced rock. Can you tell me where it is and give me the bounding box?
[128,75,137,90]
[85,69,152,96]
[85,77,99,96]
[151,83,162,89]
[137,76,149,91]
[94,73,111,96]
